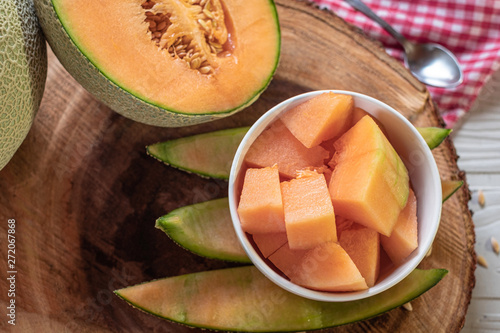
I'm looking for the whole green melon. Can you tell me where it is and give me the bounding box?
[0,0,47,171]
[33,0,280,127]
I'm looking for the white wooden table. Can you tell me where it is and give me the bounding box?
[454,68,500,332]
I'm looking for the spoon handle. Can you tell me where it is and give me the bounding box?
[344,0,410,48]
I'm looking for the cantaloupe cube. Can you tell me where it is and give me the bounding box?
[339,226,380,287]
[252,232,288,258]
[280,92,354,148]
[268,243,307,277]
[351,107,370,126]
[237,166,285,234]
[330,151,404,236]
[331,115,409,209]
[381,189,418,265]
[244,120,329,179]
[281,172,337,250]
[290,242,368,292]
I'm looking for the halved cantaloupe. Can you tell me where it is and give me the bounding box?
[244,120,329,179]
[290,242,368,292]
[280,92,353,148]
[252,232,288,258]
[34,0,280,127]
[280,172,336,250]
[381,189,418,265]
[237,165,285,234]
[339,226,380,287]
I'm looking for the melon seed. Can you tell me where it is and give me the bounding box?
[477,255,488,268]
[491,236,499,255]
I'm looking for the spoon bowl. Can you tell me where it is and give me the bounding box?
[345,0,463,88]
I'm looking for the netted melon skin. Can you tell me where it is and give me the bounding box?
[0,0,47,171]
[33,0,263,128]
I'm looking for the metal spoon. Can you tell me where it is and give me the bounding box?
[345,0,463,88]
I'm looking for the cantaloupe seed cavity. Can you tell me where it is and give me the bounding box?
[141,0,230,75]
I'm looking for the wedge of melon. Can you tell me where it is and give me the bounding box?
[381,189,418,265]
[329,116,409,236]
[291,242,368,292]
[1,0,47,170]
[115,266,447,332]
[147,127,249,179]
[339,226,380,287]
[34,0,280,127]
[252,232,288,258]
[156,198,250,263]
[417,127,452,150]
[280,172,336,249]
[280,92,353,148]
[442,180,464,203]
[244,120,329,179]
[268,242,308,277]
[237,165,285,234]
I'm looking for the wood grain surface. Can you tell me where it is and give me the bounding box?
[0,1,474,332]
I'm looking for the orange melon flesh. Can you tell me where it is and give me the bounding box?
[381,189,418,265]
[268,243,308,277]
[244,120,329,179]
[237,166,285,234]
[339,226,380,287]
[290,242,368,292]
[331,115,409,209]
[52,0,280,113]
[281,172,337,250]
[329,150,403,236]
[252,232,288,258]
[280,92,353,148]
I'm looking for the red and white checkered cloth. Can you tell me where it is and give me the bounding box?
[309,0,500,128]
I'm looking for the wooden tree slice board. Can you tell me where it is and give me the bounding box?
[0,1,474,332]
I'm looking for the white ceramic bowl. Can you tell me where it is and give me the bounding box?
[228,90,442,302]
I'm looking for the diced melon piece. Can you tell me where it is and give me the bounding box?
[237,166,285,234]
[381,189,418,265]
[244,120,329,179]
[252,232,288,258]
[280,92,354,148]
[268,243,308,277]
[335,216,354,239]
[339,226,380,287]
[330,151,403,236]
[331,115,409,208]
[281,172,337,250]
[290,242,368,292]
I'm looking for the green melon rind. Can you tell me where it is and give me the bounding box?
[156,198,251,263]
[417,127,452,150]
[33,0,280,127]
[147,127,250,179]
[115,265,447,332]
[441,180,463,203]
[1,0,47,170]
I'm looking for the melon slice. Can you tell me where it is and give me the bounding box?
[115,265,448,332]
[280,172,337,249]
[268,243,308,277]
[35,0,280,126]
[339,226,380,287]
[290,242,368,292]
[329,116,409,236]
[380,189,418,265]
[237,165,285,234]
[244,120,329,179]
[417,127,452,150]
[156,198,250,263]
[147,127,249,179]
[252,232,288,258]
[280,92,353,148]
